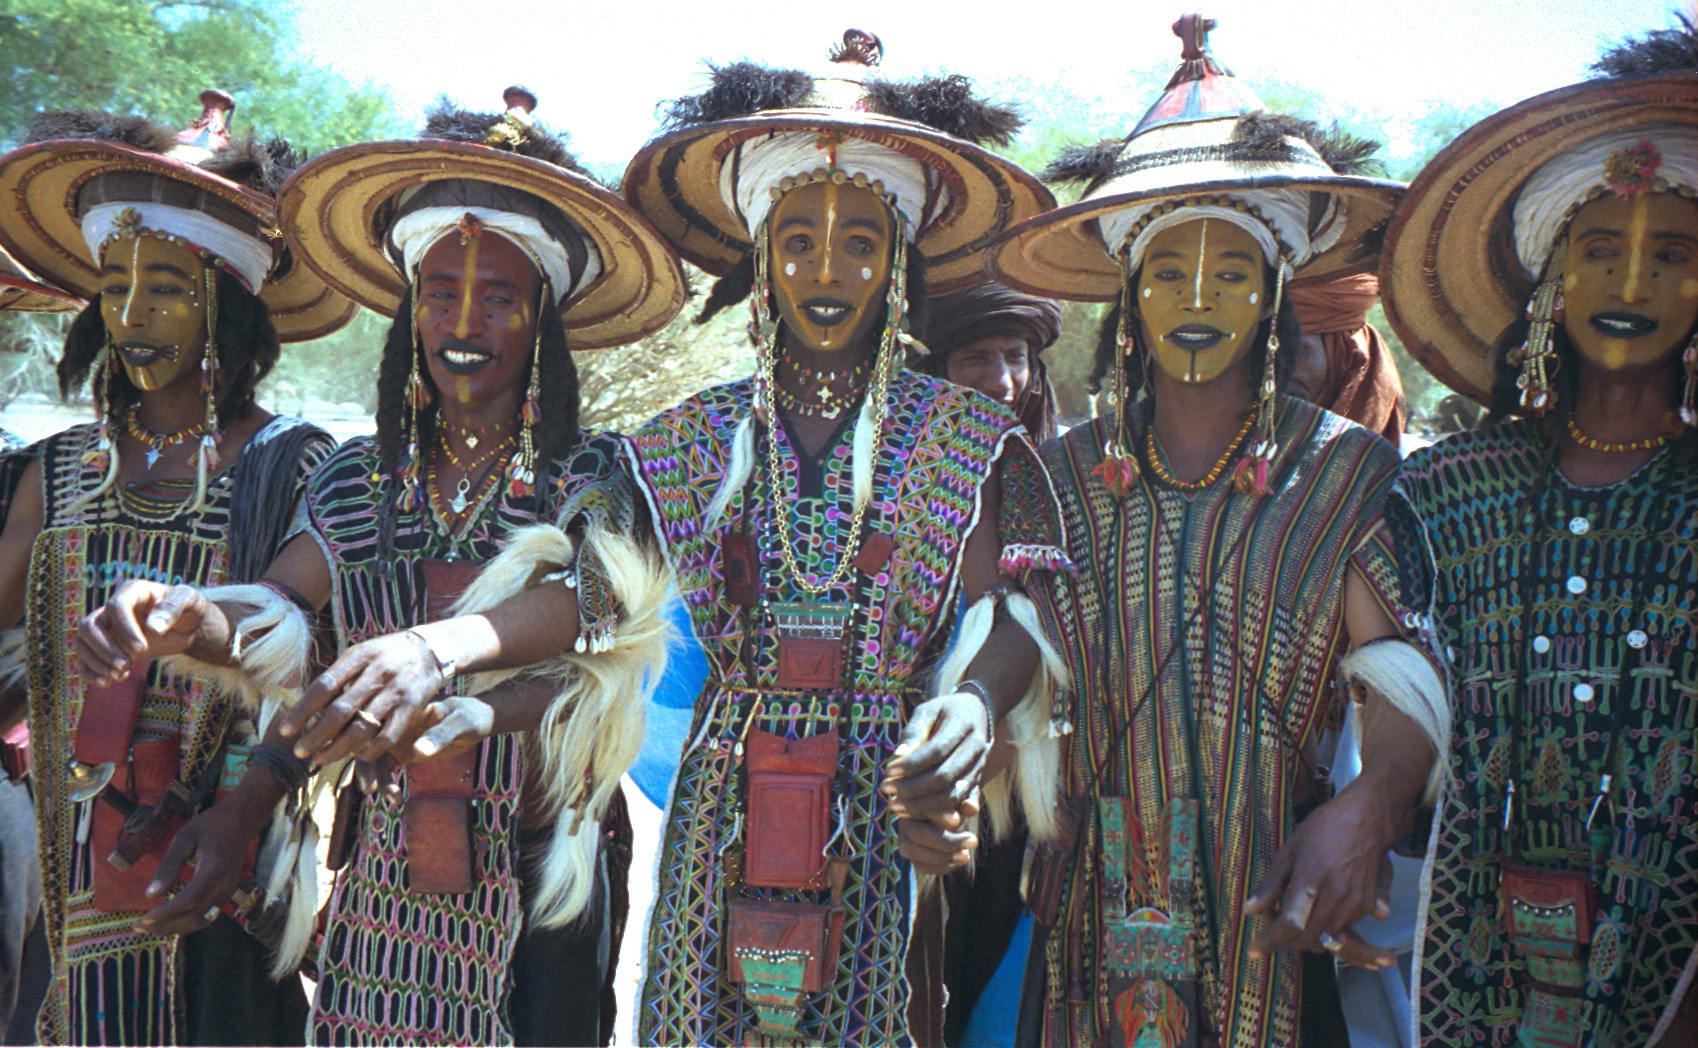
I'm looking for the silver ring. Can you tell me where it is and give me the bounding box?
[202,906,221,923]
[355,708,382,729]
[1318,931,1343,954]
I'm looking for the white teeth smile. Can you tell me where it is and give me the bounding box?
[807,306,848,323]
[443,349,490,365]
[1593,316,1652,335]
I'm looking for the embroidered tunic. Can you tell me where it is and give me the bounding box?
[1003,399,1428,1048]
[626,371,1042,1045]
[1400,422,1698,1048]
[300,433,636,1047]
[19,416,330,1045]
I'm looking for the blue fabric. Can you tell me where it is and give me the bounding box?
[956,911,1030,1048]
[632,597,708,807]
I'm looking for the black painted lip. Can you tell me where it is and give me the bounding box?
[1589,311,1658,338]
[117,342,169,366]
[1162,323,1227,350]
[800,296,853,327]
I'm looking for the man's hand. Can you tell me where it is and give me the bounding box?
[895,802,980,877]
[278,631,449,765]
[132,796,268,937]
[881,692,991,823]
[1244,784,1401,970]
[76,581,214,688]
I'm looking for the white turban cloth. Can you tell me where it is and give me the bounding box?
[719,130,949,242]
[388,203,600,305]
[81,202,274,293]
[1513,124,1698,279]
[1100,186,1347,276]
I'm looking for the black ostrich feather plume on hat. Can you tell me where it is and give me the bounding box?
[422,97,589,177]
[202,137,306,195]
[1042,112,1385,188]
[24,109,178,153]
[1592,14,1698,78]
[658,44,1023,146]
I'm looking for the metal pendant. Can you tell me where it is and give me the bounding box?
[145,448,161,468]
[448,477,471,514]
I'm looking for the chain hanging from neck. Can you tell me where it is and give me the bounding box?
[1094,248,1142,497]
[1230,258,1287,498]
[181,262,223,515]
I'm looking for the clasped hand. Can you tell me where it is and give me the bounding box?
[883,691,991,876]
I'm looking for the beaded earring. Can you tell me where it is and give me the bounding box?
[1093,249,1141,497]
[397,272,431,513]
[1510,245,1566,416]
[182,263,223,514]
[507,279,548,500]
[1680,329,1697,428]
[1231,258,1287,498]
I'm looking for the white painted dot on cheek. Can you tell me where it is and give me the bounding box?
[1142,287,1152,299]
[861,267,873,280]
[1249,292,1258,305]
[784,263,797,277]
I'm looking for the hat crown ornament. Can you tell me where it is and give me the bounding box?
[804,29,885,110]
[171,88,235,162]
[483,85,540,151]
[1132,13,1265,136]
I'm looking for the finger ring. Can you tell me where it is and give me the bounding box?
[202,906,221,923]
[355,709,382,729]
[1318,931,1344,954]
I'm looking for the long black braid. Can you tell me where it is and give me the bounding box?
[373,286,582,555]
[57,269,279,425]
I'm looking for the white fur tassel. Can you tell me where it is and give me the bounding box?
[1338,640,1452,804]
[850,393,877,516]
[452,522,673,928]
[253,806,319,980]
[66,438,122,516]
[159,583,312,719]
[931,593,1070,845]
[704,414,755,532]
[0,626,24,692]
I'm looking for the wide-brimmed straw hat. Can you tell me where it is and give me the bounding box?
[0,243,82,312]
[0,91,356,341]
[988,15,1404,301]
[622,30,1055,294]
[1380,18,1698,403]
[279,88,685,350]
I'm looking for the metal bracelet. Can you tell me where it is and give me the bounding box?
[247,742,311,794]
[403,628,458,693]
[957,679,996,750]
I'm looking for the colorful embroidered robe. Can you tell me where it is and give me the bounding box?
[625,371,1054,1046]
[17,416,329,1045]
[1002,398,1431,1048]
[300,433,637,1047]
[1400,422,1698,1048]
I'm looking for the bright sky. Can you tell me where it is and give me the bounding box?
[287,0,1688,173]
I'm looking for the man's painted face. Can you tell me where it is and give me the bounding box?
[414,230,542,408]
[945,333,1031,410]
[98,234,208,392]
[1560,191,1698,373]
[767,180,896,354]
[1136,218,1270,385]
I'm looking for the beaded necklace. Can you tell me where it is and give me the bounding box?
[1144,412,1256,491]
[1564,414,1682,454]
[430,430,515,517]
[123,404,217,469]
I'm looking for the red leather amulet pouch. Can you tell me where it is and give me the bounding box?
[743,730,839,890]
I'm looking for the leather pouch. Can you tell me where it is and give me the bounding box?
[402,749,479,894]
[744,730,838,889]
[722,533,760,609]
[1501,864,1599,960]
[770,602,847,691]
[727,896,841,995]
[91,738,179,913]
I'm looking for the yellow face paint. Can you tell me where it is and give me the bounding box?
[97,234,209,393]
[1562,191,1698,373]
[454,234,480,340]
[1137,218,1269,386]
[766,180,894,356]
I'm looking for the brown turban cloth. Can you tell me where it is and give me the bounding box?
[919,282,1064,442]
[1288,273,1407,444]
